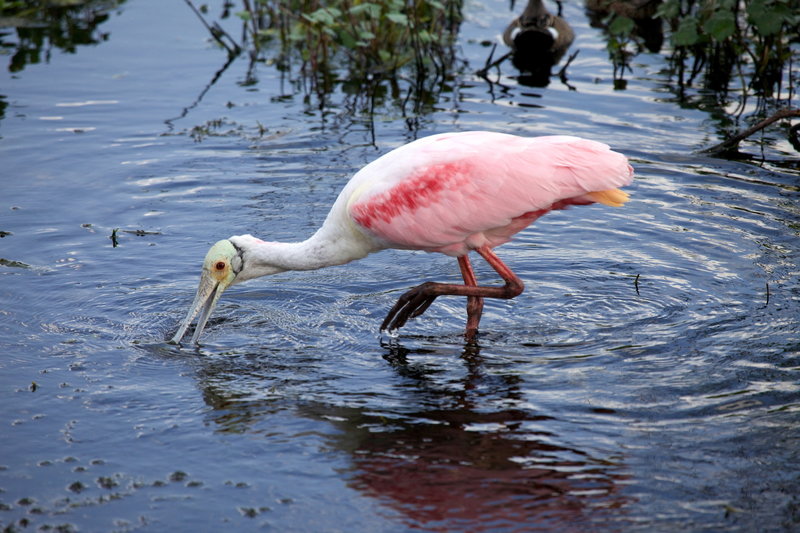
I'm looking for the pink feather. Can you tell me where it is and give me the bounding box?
[347,132,633,256]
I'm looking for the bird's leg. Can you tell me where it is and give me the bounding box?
[458,255,483,341]
[380,283,439,332]
[473,246,525,299]
[380,245,525,333]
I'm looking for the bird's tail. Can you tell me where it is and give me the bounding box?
[586,188,630,207]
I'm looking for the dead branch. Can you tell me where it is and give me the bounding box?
[702,107,800,157]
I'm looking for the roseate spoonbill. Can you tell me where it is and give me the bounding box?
[503,0,574,84]
[171,131,633,345]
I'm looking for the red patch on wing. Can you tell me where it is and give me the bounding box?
[351,162,469,229]
[510,197,595,224]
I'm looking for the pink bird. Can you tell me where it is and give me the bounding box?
[172,131,634,345]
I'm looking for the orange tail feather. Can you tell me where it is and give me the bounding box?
[586,188,630,207]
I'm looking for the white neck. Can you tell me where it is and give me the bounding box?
[230,225,377,283]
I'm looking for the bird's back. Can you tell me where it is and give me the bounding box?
[335,132,633,256]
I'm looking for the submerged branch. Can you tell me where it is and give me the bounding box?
[701,108,800,157]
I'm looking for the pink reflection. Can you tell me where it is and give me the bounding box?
[345,411,630,531]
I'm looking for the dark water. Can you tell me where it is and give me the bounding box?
[1,0,798,531]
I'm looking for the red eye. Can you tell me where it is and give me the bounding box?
[215,261,226,271]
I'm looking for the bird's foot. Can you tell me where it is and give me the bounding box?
[380,282,440,332]
[464,327,479,343]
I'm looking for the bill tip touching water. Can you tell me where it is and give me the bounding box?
[171,131,634,345]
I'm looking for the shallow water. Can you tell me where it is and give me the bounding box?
[1,0,799,531]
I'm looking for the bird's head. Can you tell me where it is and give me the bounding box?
[170,239,242,345]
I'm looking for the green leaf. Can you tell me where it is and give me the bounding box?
[386,12,409,26]
[673,18,699,46]
[608,15,635,36]
[301,11,321,25]
[703,10,735,41]
[302,7,342,27]
[288,23,306,42]
[747,0,790,36]
[655,0,680,19]
[338,30,357,49]
[349,2,382,18]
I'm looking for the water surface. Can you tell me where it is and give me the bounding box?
[1,0,798,531]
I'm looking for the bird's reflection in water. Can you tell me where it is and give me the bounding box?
[339,342,631,529]
[193,342,631,530]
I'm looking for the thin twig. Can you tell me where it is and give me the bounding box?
[484,42,497,69]
[634,273,640,296]
[557,49,579,90]
[476,43,512,78]
[184,0,242,57]
[241,0,260,54]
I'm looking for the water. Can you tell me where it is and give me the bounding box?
[1,0,798,531]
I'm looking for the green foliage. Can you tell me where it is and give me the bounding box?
[672,18,699,46]
[655,0,799,98]
[0,0,29,13]
[747,0,794,35]
[237,0,462,80]
[656,0,799,46]
[604,14,638,86]
[608,15,635,36]
[703,9,735,41]
[205,0,463,121]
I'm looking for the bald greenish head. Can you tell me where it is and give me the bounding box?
[171,239,242,345]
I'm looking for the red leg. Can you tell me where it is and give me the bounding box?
[381,245,525,334]
[458,255,483,340]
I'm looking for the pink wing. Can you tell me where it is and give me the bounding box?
[347,132,634,256]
